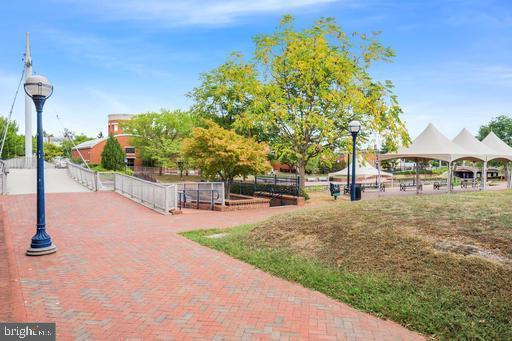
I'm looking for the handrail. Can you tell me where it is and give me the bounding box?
[67,162,98,191]
[0,160,8,195]
[3,156,37,169]
[114,173,177,215]
[66,163,178,214]
[177,182,225,206]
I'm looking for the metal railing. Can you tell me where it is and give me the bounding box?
[177,182,225,207]
[67,162,98,191]
[3,156,37,169]
[96,172,115,191]
[0,160,8,195]
[114,173,177,215]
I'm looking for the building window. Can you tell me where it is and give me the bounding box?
[113,124,118,132]
[125,147,135,154]
[126,158,135,168]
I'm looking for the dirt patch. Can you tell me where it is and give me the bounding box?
[433,240,512,267]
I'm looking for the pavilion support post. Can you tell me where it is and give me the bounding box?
[448,162,452,193]
[482,161,487,191]
[377,154,381,196]
[507,162,511,189]
[415,158,420,195]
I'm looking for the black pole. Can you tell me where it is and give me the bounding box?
[26,95,56,256]
[351,132,357,201]
[346,154,350,188]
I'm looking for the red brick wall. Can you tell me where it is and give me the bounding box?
[72,135,142,167]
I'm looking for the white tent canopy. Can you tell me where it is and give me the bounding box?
[380,123,472,162]
[481,132,512,161]
[452,128,504,161]
[378,123,512,192]
[329,159,393,179]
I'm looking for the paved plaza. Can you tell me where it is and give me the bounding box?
[0,191,422,340]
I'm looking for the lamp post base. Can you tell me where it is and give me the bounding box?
[26,244,57,256]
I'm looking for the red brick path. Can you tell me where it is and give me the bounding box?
[1,192,423,340]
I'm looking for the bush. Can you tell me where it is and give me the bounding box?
[101,135,125,171]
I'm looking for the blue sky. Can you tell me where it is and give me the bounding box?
[0,0,511,141]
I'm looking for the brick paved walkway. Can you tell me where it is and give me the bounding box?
[1,192,422,340]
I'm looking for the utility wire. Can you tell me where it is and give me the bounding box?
[0,59,25,158]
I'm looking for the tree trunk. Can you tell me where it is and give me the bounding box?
[297,161,306,194]
[224,179,231,200]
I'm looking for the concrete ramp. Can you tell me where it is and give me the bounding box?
[6,168,91,195]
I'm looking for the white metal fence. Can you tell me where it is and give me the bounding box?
[96,172,115,191]
[3,156,38,169]
[114,173,177,215]
[177,182,225,207]
[0,161,7,195]
[67,162,98,191]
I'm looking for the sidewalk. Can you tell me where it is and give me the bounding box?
[0,192,422,340]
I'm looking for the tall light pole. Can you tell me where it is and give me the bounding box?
[348,120,361,201]
[24,75,57,256]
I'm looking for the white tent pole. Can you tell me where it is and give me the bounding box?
[482,161,487,191]
[377,154,381,196]
[415,158,420,195]
[448,162,452,193]
[506,162,510,189]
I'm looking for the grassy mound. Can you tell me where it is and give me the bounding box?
[184,191,512,339]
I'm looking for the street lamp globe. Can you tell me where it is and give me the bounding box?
[24,75,53,99]
[348,120,361,134]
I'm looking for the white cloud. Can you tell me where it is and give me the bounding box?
[57,0,344,27]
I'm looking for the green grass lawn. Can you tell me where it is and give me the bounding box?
[183,190,512,340]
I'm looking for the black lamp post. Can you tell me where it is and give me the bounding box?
[24,75,57,256]
[348,120,361,201]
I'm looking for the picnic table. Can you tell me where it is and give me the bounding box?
[399,181,423,191]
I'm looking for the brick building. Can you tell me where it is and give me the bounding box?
[72,114,141,168]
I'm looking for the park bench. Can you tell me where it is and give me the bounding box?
[433,180,448,190]
[344,184,364,194]
[461,179,479,189]
[399,181,422,191]
[362,183,385,192]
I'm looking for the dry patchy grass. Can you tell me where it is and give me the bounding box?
[185,190,512,339]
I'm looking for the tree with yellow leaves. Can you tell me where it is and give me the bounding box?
[181,121,271,198]
[191,15,409,190]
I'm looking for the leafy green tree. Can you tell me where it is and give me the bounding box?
[379,137,399,170]
[191,16,409,189]
[189,54,259,129]
[43,143,63,161]
[101,135,125,171]
[181,121,270,198]
[0,117,25,159]
[122,110,196,168]
[477,115,512,145]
